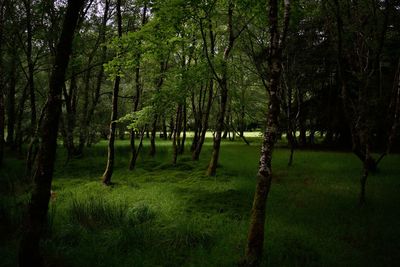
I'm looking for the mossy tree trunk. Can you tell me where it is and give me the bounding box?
[18,0,84,265]
[243,0,290,265]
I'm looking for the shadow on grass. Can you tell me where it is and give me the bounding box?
[176,187,253,220]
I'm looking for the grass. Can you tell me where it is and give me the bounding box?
[1,136,400,266]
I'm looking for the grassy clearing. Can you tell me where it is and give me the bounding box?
[1,137,399,266]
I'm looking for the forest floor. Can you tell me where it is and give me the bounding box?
[1,137,400,267]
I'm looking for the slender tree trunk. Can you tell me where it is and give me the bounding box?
[359,142,371,205]
[0,91,3,165]
[149,62,166,157]
[6,52,17,146]
[77,65,92,155]
[63,75,78,160]
[25,0,36,138]
[24,0,39,177]
[130,128,145,170]
[298,89,307,147]
[179,101,187,154]
[129,129,137,170]
[0,0,5,166]
[18,1,84,265]
[102,0,122,185]
[243,0,290,265]
[129,4,147,169]
[207,78,228,176]
[149,116,158,157]
[162,117,167,140]
[0,89,3,166]
[190,90,200,152]
[206,0,235,176]
[172,104,183,164]
[129,65,144,169]
[192,20,215,157]
[193,80,213,160]
[15,84,28,156]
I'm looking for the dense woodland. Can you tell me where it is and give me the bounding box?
[0,0,400,266]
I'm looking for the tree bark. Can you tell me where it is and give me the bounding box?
[149,116,157,157]
[129,64,142,170]
[207,77,228,176]
[0,0,5,166]
[204,0,235,176]
[18,0,84,265]
[6,51,17,146]
[172,104,183,164]
[193,79,214,160]
[129,3,147,170]
[179,101,187,154]
[191,24,214,159]
[24,0,37,138]
[15,84,28,156]
[102,0,122,185]
[63,75,78,160]
[243,0,290,265]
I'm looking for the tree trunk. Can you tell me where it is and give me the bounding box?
[0,88,4,166]
[359,144,371,205]
[205,1,235,176]
[18,1,84,265]
[162,118,167,140]
[25,0,37,139]
[0,1,5,166]
[63,75,78,160]
[190,90,200,152]
[129,4,147,169]
[179,101,187,154]
[172,104,183,164]
[207,79,228,176]
[149,116,157,157]
[243,0,290,265]
[129,64,141,168]
[193,80,213,160]
[15,84,28,156]
[6,52,17,146]
[130,128,145,170]
[102,0,122,186]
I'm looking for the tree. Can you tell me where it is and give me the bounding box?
[77,0,111,156]
[18,0,85,265]
[102,0,123,185]
[200,0,244,176]
[0,0,6,166]
[330,0,392,204]
[242,0,290,265]
[129,2,148,170]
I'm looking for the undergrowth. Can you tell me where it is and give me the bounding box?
[1,138,399,266]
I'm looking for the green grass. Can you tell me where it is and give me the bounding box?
[1,137,400,266]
